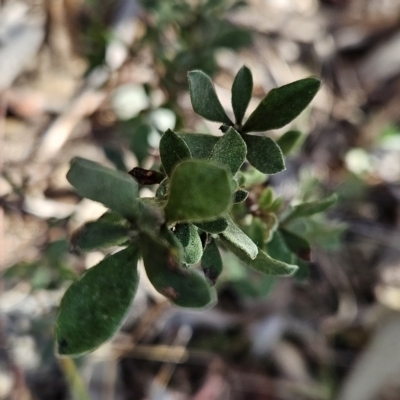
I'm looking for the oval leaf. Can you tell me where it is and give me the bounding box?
[232,65,253,125]
[177,133,219,159]
[243,78,321,133]
[209,127,247,175]
[164,160,231,223]
[220,215,258,260]
[70,221,129,252]
[141,231,214,308]
[221,237,298,276]
[174,224,203,265]
[233,188,248,203]
[280,229,311,261]
[160,129,191,176]
[195,217,228,234]
[276,130,302,155]
[201,238,223,285]
[188,70,232,125]
[243,134,285,174]
[66,157,139,219]
[56,245,140,356]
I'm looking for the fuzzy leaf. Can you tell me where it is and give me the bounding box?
[220,216,258,260]
[267,231,296,264]
[243,134,285,174]
[283,194,337,223]
[70,221,129,252]
[221,237,298,276]
[156,178,169,198]
[160,129,191,176]
[243,78,321,133]
[209,127,247,175]
[177,133,219,159]
[276,130,302,155]
[201,238,223,285]
[67,157,139,219]
[174,224,203,265]
[195,217,228,234]
[188,70,232,125]
[232,65,253,125]
[233,189,248,203]
[56,245,140,356]
[164,160,231,223]
[141,231,214,308]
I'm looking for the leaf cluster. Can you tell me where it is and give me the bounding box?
[56,67,331,357]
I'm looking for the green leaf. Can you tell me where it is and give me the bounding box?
[267,231,296,264]
[220,216,258,260]
[195,217,228,234]
[259,187,274,210]
[164,160,231,223]
[201,238,223,285]
[221,237,298,276]
[209,127,247,175]
[141,231,214,308]
[243,78,321,133]
[233,189,248,203]
[188,70,232,125]
[177,133,219,159]
[231,66,253,125]
[56,245,140,356]
[174,224,203,265]
[282,194,337,224]
[276,130,303,155]
[66,157,139,219]
[70,221,129,252]
[156,178,169,198]
[243,134,285,174]
[159,129,191,176]
[280,229,311,261]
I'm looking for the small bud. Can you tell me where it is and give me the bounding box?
[128,167,165,185]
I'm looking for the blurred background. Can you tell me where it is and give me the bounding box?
[2,0,400,399]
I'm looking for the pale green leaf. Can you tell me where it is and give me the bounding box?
[164,160,231,223]
[66,157,139,219]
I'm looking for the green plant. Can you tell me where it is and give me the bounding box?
[56,66,335,357]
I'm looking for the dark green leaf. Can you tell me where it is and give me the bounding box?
[178,133,219,159]
[276,130,303,155]
[135,199,165,232]
[201,238,222,285]
[220,215,258,260]
[128,167,165,185]
[195,217,228,234]
[70,221,129,252]
[221,237,298,276]
[243,134,285,174]
[209,127,246,175]
[267,231,296,264]
[243,78,321,133]
[231,66,253,125]
[174,224,203,265]
[280,229,311,261]
[159,129,191,176]
[188,70,232,125]
[164,160,231,223]
[56,245,140,356]
[282,194,337,224]
[130,123,151,166]
[67,158,139,219]
[103,145,127,171]
[141,231,214,308]
[233,189,248,203]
